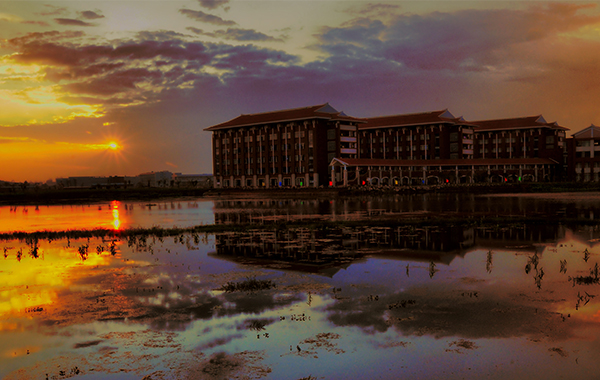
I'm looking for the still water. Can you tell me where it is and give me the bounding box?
[2,192,600,232]
[2,193,600,379]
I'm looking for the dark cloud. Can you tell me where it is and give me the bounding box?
[179,8,236,26]
[136,30,189,42]
[63,68,163,96]
[187,27,284,42]
[54,18,95,27]
[79,11,104,20]
[198,0,230,10]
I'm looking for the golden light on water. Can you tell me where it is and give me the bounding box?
[111,201,121,230]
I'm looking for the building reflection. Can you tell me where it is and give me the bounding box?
[211,223,589,276]
[212,195,600,224]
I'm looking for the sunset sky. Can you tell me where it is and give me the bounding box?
[2,1,600,182]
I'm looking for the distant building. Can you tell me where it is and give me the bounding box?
[136,171,173,187]
[56,176,129,188]
[174,173,213,188]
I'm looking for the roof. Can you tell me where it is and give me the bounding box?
[572,124,600,139]
[358,109,463,130]
[204,103,362,131]
[330,157,558,167]
[468,115,568,132]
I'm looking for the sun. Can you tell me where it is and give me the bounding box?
[107,141,120,151]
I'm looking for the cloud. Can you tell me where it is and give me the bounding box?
[316,3,600,73]
[187,27,284,42]
[179,8,235,26]
[0,12,49,26]
[197,0,230,10]
[79,11,104,20]
[54,18,95,27]
[37,5,67,16]
[325,281,583,340]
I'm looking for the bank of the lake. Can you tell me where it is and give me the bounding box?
[2,181,600,206]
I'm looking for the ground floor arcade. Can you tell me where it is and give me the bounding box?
[329,158,559,187]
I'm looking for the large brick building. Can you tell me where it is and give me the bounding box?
[205,104,363,188]
[205,103,573,188]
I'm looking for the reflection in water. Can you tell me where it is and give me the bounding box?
[212,192,600,224]
[4,224,600,377]
[111,200,121,230]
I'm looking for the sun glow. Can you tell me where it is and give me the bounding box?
[108,141,120,151]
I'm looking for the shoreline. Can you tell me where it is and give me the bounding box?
[1,181,599,206]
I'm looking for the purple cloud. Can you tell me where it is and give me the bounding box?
[179,8,235,26]
[79,11,104,20]
[54,18,95,27]
[187,27,284,42]
[198,0,230,10]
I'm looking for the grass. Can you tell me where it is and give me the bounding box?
[1,214,600,244]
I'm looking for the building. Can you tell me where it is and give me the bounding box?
[205,104,574,188]
[330,109,476,186]
[56,176,129,188]
[204,103,363,188]
[469,115,568,182]
[567,124,600,182]
[136,171,174,187]
[173,173,213,188]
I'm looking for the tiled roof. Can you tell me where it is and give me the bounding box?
[204,103,361,131]
[469,115,568,132]
[358,110,463,130]
[572,125,600,139]
[331,157,558,167]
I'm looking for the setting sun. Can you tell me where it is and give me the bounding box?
[108,141,120,151]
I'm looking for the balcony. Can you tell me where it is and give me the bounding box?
[340,148,357,154]
[340,136,357,143]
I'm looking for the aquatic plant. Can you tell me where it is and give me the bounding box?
[78,244,89,261]
[109,241,117,255]
[560,259,567,274]
[219,277,276,293]
[29,244,39,259]
[429,261,437,278]
[486,250,493,274]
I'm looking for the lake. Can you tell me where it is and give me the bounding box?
[2,192,600,379]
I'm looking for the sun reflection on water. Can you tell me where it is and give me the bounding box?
[111,200,121,230]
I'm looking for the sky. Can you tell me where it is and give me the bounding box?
[2,0,600,182]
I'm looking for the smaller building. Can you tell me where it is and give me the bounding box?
[567,125,600,182]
